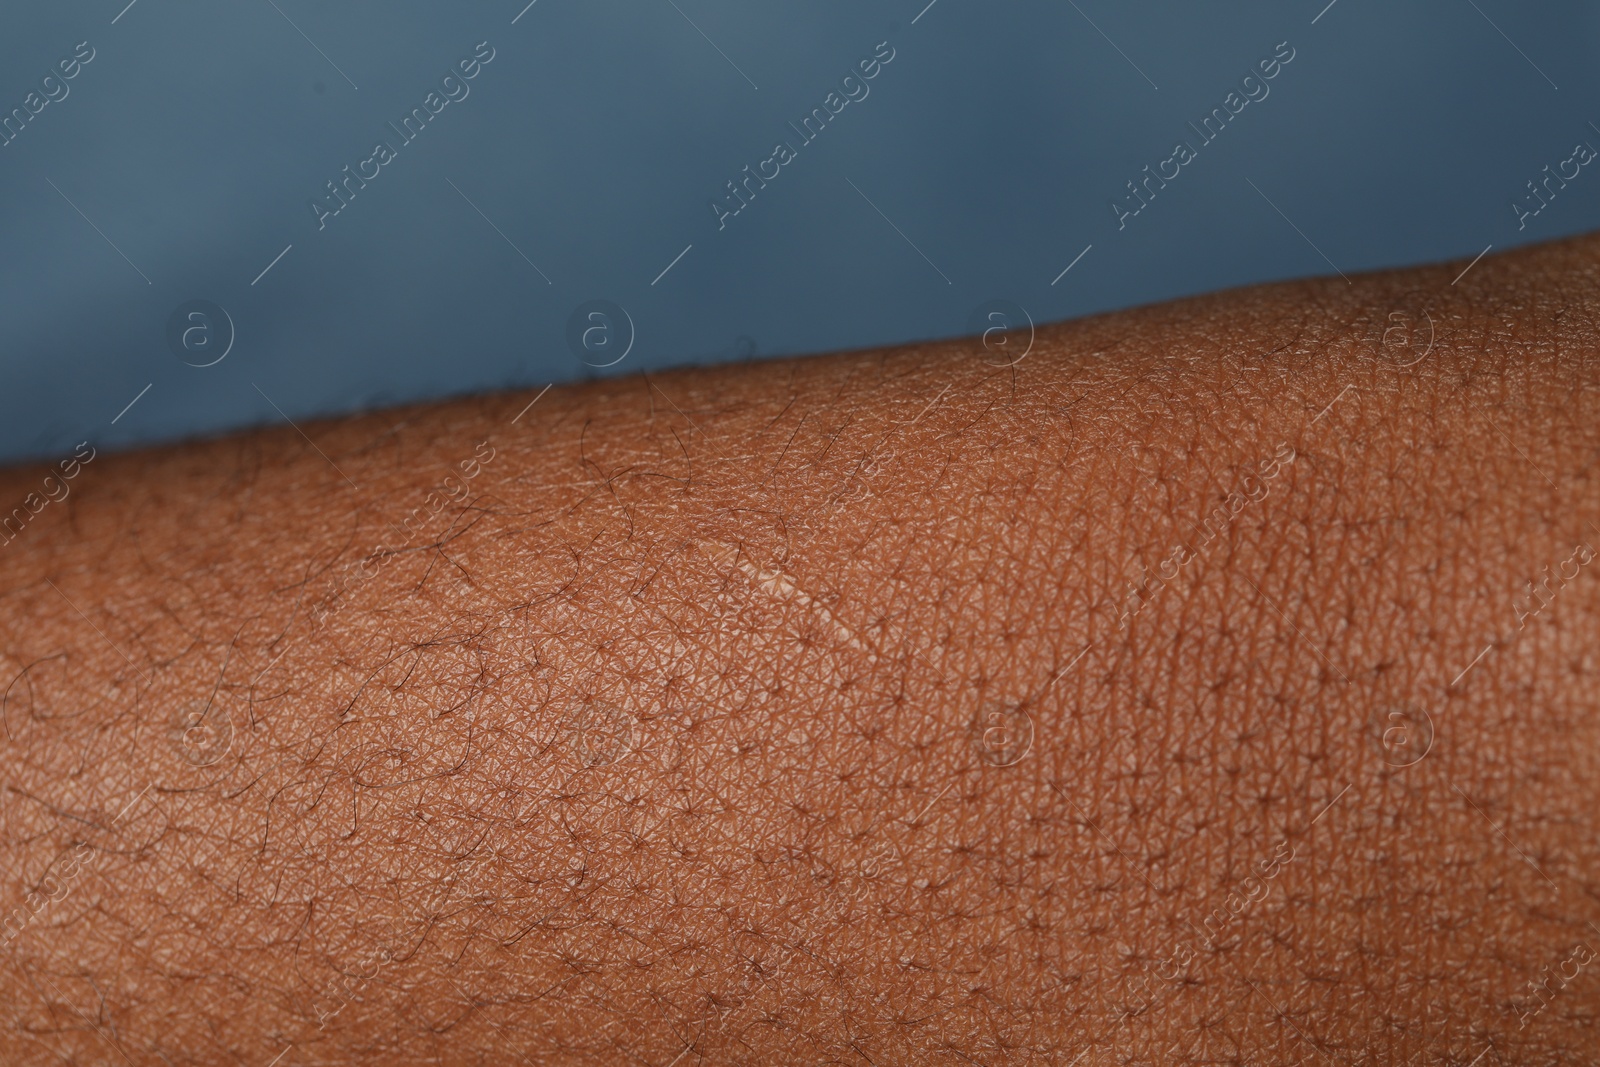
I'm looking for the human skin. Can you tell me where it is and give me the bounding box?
[3,234,1600,1066]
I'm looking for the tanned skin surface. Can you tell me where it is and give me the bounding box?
[3,233,1600,1066]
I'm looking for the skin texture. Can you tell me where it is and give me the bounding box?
[3,233,1600,1065]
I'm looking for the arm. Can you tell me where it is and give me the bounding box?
[3,234,1599,1065]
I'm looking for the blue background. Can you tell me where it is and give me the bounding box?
[0,0,1595,462]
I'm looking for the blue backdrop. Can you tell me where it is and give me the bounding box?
[1,0,1596,462]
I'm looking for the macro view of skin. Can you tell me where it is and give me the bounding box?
[4,232,1600,1065]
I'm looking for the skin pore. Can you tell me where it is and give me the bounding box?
[3,234,1600,1065]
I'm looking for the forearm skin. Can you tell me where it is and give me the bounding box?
[3,236,1600,1064]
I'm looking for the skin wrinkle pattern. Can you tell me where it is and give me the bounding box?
[1515,939,1596,1029]
[1512,540,1594,630]
[5,235,1600,1062]
[1,442,95,548]
[695,538,871,656]
[1112,440,1296,631]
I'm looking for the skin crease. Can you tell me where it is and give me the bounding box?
[2,236,1600,1066]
